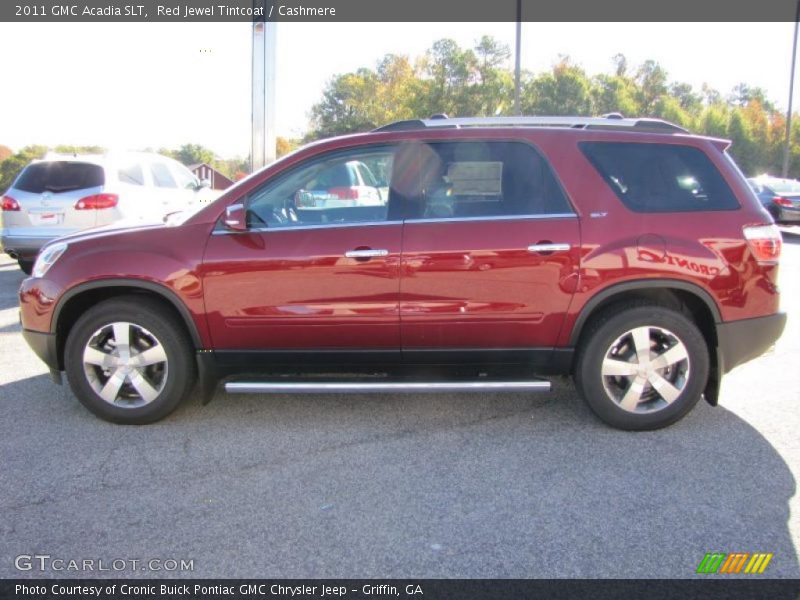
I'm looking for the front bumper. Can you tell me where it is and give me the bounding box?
[717,312,787,374]
[22,328,60,371]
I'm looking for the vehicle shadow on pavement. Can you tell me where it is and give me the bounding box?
[1,374,797,579]
[0,259,25,311]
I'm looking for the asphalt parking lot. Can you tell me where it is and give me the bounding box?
[1,233,799,579]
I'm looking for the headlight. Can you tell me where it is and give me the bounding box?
[32,242,68,278]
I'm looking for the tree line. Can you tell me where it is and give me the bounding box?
[308,37,799,178]
[2,36,798,192]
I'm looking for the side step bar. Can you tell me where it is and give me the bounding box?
[225,380,551,394]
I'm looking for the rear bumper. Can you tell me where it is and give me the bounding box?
[717,312,787,374]
[774,206,800,222]
[1,233,57,260]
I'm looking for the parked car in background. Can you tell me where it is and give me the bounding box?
[1,151,211,273]
[293,159,389,210]
[747,175,800,224]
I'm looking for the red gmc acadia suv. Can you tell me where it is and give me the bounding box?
[17,115,787,430]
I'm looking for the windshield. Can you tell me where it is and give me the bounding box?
[14,161,105,193]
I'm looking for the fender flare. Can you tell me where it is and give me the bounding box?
[51,278,203,348]
[568,278,722,346]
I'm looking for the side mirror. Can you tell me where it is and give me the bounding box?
[223,203,247,232]
[199,178,211,189]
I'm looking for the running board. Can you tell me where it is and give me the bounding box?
[225,380,551,394]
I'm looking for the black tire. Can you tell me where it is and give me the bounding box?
[64,296,196,424]
[18,259,34,275]
[574,302,709,431]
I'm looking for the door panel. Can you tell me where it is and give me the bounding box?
[400,216,580,349]
[202,223,402,350]
[202,143,403,353]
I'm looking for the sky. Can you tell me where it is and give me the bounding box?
[0,22,796,158]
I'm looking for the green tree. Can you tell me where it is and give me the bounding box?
[0,145,48,192]
[421,39,478,116]
[52,145,105,155]
[726,109,757,173]
[309,68,383,139]
[669,82,702,113]
[729,83,776,112]
[522,57,592,116]
[653,95,693,130]
[635,60,668,114]
[175,143,215,166]
[591,73,640,116]
[304,42,800,178]
[697,104,729,138]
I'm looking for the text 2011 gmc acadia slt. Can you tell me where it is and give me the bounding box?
[16,115,787,429]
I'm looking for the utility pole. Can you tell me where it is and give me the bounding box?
[252,3,277,172]
[514,0,522,115]
[783,0,800,178]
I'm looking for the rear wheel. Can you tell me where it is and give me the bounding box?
[18,259,34,275]
[574,303,709,430]
[64,297,196,424]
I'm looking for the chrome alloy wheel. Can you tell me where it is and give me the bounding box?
[82,322,169,408]
[600,326,690,414]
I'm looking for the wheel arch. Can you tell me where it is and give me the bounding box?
[569,279,722,406]
[51,279,202,370]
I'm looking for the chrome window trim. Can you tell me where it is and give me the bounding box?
[403,213,577,225]
[212,220,403,235]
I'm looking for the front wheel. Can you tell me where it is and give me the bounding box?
[574,303,709,431]
[64,297,196,424]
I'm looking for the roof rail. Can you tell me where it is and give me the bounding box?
[373,115,688,134]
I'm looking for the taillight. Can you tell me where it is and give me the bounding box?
[1,196,20,211]
[743,224,782,264]
[772,196,793,207]
[74,193,118,210]
[329,187,360,200]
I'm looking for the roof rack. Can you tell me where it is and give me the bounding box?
[373,114,688,134]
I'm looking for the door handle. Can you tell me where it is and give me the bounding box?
[345,248,389,259]
[527,243,571,254]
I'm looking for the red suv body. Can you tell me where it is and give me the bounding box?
[18,116,786,429]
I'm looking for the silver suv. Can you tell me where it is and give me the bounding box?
[1,151,210,273]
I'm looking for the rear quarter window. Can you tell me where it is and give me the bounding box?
[580,142,740,213]
[14,162,105,193]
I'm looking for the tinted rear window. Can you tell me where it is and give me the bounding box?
[580,142,739,212]
[408,141,574,219]
[14,162,105,193]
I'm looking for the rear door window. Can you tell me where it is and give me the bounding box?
[118,163,145,186]
[14,162,105,193]
[580,142,740,212]
[150,162,177,188]
[407,141,573,220]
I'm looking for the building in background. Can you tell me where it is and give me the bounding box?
[190,163,234,191]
